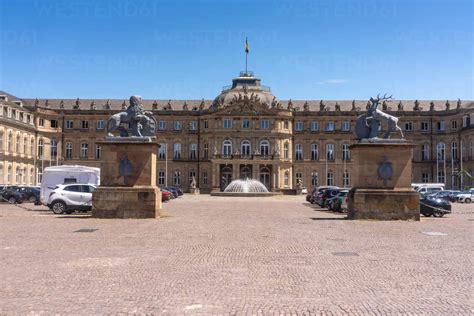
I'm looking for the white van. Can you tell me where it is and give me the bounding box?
[40,165,100,205]
[413,183,445,195]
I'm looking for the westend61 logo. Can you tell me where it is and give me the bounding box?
[33,0,161,17]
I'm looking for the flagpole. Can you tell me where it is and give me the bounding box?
[460,140,463,189]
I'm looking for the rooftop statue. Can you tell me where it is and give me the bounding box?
[107,95,157,137]
[355,94,404,140]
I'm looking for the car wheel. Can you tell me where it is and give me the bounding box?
[433,210,444,218]
[8,197,17,204]
[465,198,471,203]
[51,201,66,214]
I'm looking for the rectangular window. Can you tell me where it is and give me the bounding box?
[81,120,89,129]
[421,122,429,132]
[295,172,303,185]
[50,120,58,128]
[39,118,45,127]
[203,120,209,129]
[342,121,350,132]
[325,121,334,132]
[451,120,458,130]
[343,171,350,187]
[260,119,269,129]
[327,172,334,186]
[203,171,208,185]
[189,121,198,131]
[189,144,197,160]
[173,121,182,131]
[96,120,105,130]
[437,121,445,131]
[203,143,209,159]
[158,144,166,159]
[295,121,303,131]
[422,172,430,183]
[405,122,413,131]
[437,170,445,183]
[311,172,318,186]
[158,120,166,131]
[158,171,165,185]
[310,121,318,132]
[223,118,232,129]
[283,120,289,129]
[95,145,101,159]
[242,119,250,129]
[80,143,89,158]
[66,120,74,129]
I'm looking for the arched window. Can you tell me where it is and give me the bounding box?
[50,139,58,160]
[0,131,3,151]
[203,143,209,159]
[311,143,318,160]
[284,171,289,187]
[436,142,445,161]
[189,143,197,159]
[80,142,88,159]
[37,139,44,158]
[65,142,73,159]
[260,167,271,188]
[30,167,34,185]
[326,143,334,161]
[241,140,251,156]
[16,134,20,153]
[342,144,350,161]
[173,143,181,159]
[295,171,303,186]
[7,165,12,183]
[260,140,270,156]
[173,170,181,185]
[421,144,430,161]
[451,141,458,161]
[8,132,13,152]
[30,138,34,156]
[311,171,318,186]
[223,140,232,156]
[284,142,289,159]
[23,136,27,154]
[343,170,350,187]
[295,143,303,160]
[241,166,251,179]
[327,170,334,186]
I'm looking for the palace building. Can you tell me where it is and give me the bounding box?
[1,71,473,192]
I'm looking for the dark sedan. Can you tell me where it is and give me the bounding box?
[420,195,451,217]
[17,187,41,204]
[1,188,26,204]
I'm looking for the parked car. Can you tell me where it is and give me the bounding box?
[300,187,308,194]
[1,187,26,204]
[306,188,317,203]
[312,186,339,206]
[161,189,171,202]
[47,184,96,214]
[17,186,41,205]
[447,190,462,202]
[164,187,179,198]
[457,191,473,203]
[320,188,341,208]
[420,195,451,217]
[328,189,349,212]
[171,186,184,196]
[428,190,454,201]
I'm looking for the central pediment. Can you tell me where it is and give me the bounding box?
[211,92,279,116]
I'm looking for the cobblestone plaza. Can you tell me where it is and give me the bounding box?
[1,196,472,314]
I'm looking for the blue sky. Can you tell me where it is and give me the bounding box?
[0,0,472,100]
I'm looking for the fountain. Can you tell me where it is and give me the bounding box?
[211,178,282,197]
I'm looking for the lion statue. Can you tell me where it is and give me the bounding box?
[107,95,157,137]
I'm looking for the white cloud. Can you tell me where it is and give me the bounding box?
[317,79,349,85]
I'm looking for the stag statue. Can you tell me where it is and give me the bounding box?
[107,95,157,137]
[355,94,404,140]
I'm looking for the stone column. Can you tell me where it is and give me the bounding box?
[252,163,258,179]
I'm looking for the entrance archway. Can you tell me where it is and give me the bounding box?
[220,165,232,191]
[260,167,271,189]
[240,165,252,179]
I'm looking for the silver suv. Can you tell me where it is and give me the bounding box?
[47,184,96,214]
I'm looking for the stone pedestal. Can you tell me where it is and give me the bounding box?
[347,142,419,220]
[92,138,161,219]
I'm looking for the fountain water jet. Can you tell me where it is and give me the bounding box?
[211,178,282,197]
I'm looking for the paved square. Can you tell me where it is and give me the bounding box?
[0,195,472,314]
